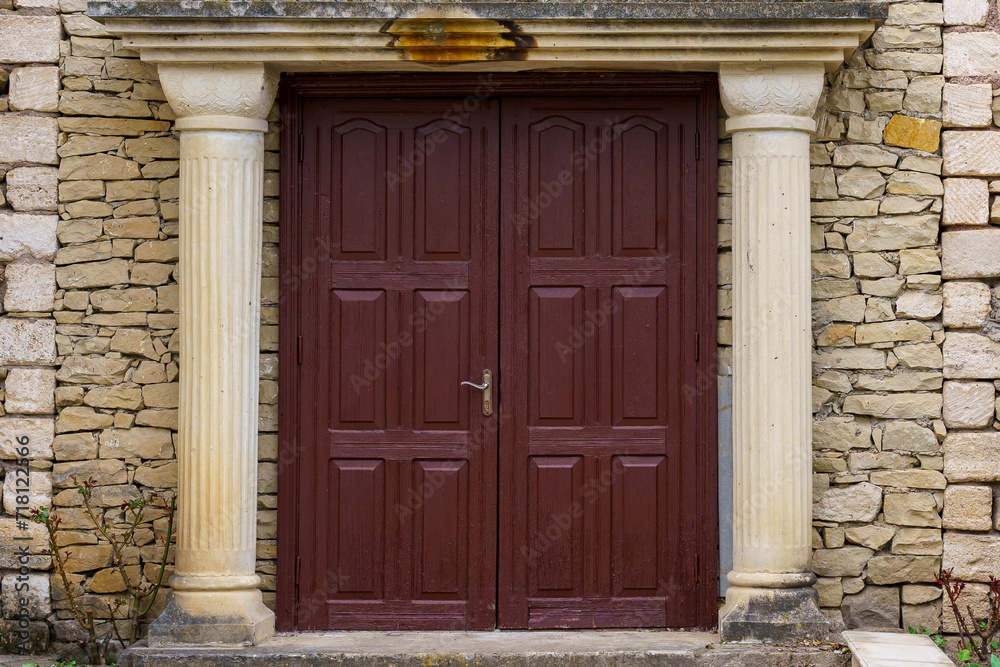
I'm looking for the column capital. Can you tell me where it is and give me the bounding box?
[159,63,277,132]
[719,63,825,133]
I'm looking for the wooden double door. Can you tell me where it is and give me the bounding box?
[279,75,718,633]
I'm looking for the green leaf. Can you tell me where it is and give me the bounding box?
[959,649,971,661]
[990,655,1000,667]
[908,626,918,634]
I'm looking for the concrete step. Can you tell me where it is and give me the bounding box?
[120,630,852,667]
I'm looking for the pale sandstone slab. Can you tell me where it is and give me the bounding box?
[814,348,886,370]
[943,130,1000,176]
[5,167,58,212]
[943,32,1000,76]
[0,116,58,164]
[2,468,51,514]
[58,154,142,181]
[943,485,992,531]
[0,319,55,365]
[899,248,941,275]
[0,17,61,64]
[55,356,131,386]
[882,420,939,453]
[813,416,872,451]
[944,332,1000,378]
[903,76,944,114]
[944,0,989,24]
[943,177,989,225]
[942,281,991,327]
[0,573,50,619]
[845,215,938,252]
[870,470,946,490]
[846,525,896,550]
[4,260,56,312]
[4,368,55,415]
[942,229,1000,277]
[943,380,995,428]
[943,533,1000,582]
[98,427,174,460]
[55,259,130,289]
[0,213,58,262]
[843,393,942,419]
[943,83,992,127]
[8,67,59,113]
[814,482,882,522]
[842,586,900,630]
[944,432,1000,482]
[0,416,54,459]
[894,291,942,320]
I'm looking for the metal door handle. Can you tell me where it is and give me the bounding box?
[460,369,492,416]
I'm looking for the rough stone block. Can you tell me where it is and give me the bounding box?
[0,417,54,459]
[843,393,942,419]
[883,115,941,152]
[943,380,995,428]
[5,368,55,415]
[944,432,1000,482]
[942,228,1000,277]
[5,167,58,212]
[812,547,874,577]
[943,177,989,225]
[8,67,59,113]
[0,573,51,620]
[884,492,941,527]
[944,0,990,24]
[943,281,991,327]
[98,428,174,460]
[814,482,882,522]
[943,83,993,127]
[943,533,1000,582]
[55,356,130,386]
[0,319,55,365]
[845,215,938,252]
[944,332,1000,379]
[943,130,1000,176]
[842,586,900,630]
[0,212,58,261]
[943,485,993,531]
[944,32,1000,76]
[4,260,56,312]
[0,17,61,64]
[881,421,938,452]
[891,528,943,556]
[55,259,130,289]
[1,468,51,515]
[866,555,940,585]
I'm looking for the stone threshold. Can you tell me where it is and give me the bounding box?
[120,630,852,666]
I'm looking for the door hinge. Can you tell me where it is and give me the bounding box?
[694,331,700,362]
[695,132,701,161]
[295,556,301,587]
[297,335,303,364]
[297,133,304,163]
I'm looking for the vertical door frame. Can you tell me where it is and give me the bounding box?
[278,72,719,631]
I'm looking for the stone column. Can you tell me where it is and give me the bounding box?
[717,63,829,643]
[148,63,277,646]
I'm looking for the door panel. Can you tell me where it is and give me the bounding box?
[499,97,703,628]
[296,98,498,630]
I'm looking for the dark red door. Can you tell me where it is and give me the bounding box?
[293,98,499,630]
[498,97,706,628]
[282,76,717,633]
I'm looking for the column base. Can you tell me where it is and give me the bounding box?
[147,588,275,647]
[718,585,830,644]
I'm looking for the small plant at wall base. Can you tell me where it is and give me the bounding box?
[937,568,1000,667]
[30,479,175,666]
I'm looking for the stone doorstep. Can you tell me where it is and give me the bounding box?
[842,631,953,667]
[119,631,851,667]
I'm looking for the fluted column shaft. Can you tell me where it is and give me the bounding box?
[718,63,829,643]
[148,63,277,647]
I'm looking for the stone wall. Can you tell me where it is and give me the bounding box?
[0,0,997,653]
[788,0,997,638]
[0,0,280,651]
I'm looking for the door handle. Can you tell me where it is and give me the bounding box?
[460,369,493,416]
